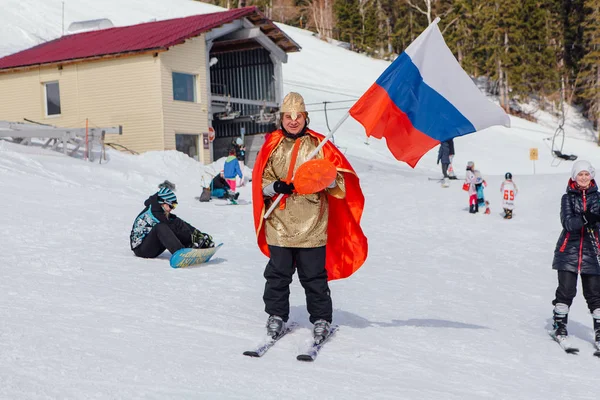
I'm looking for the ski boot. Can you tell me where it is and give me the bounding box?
[593,309,600,344]
[266,315,285,339]
[441,177,449,188]
[469,204,477,214]
[313,319,332,345]
[505,209,513,219]
[552,304,569,338]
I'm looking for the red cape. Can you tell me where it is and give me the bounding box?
[252,129,368,281]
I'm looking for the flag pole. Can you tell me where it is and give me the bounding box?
[263,111,350,219]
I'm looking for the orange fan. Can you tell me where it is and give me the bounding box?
[294,159,337,195]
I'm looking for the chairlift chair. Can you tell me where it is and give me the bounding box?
[550,124,577,165]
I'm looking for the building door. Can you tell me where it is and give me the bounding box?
[175,134,199,161]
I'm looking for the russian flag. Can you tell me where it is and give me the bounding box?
[349,18,510,168]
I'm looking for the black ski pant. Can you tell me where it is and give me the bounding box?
[441,163,449,178]
[553,270,600,313]
[133,217,194,259]
[263,245,332,324]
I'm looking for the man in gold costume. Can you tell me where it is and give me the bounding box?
[252,92,368,344]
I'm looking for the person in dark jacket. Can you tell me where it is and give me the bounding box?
[437,139,456,183]
[130,185,214,258]
[211,171,239,201]
[551,160,600,344]
[231,137,246,163]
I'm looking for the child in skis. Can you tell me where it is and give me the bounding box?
[130,182,214,259]
[500,172,518,219]
[465,161,478,213]
[550,160,600,347]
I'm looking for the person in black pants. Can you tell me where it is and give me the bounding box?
[130,186,214,259]
[251,92,368,345]
[551,160,600,344]
[437,139,456,182]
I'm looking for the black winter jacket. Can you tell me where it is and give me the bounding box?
[129,194,197,250]
[552,180,600,275]
[212,175,231,191]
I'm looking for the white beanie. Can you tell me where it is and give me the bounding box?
[571,160,595,181]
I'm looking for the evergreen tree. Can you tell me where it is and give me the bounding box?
[512,0,560,101]
[577,0,600,129]
[333,0,362,49]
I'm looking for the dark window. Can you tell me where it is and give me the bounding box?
[172,72,196,102]
[175,134,199,161]
[45,82,61,115]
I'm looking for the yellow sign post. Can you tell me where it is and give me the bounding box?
[530,148,538,174]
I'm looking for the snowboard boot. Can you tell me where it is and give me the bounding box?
[553,304,569,337]
[266,315,285,339]
[191,230,214,249]
[313,319,332,345]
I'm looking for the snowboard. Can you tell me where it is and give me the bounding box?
[215,199,252,206]
[170,243,223,268]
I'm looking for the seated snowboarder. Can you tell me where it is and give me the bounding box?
[130,182,214,259]
[211,171,240,202]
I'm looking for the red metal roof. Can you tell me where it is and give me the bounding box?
[0,7,293,71]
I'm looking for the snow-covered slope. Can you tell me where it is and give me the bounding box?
[2,1,600,399]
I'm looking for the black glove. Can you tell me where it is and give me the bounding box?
[273,180,295,195]
[584,210,600,225]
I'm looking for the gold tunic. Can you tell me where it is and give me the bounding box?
[263,135,346,248]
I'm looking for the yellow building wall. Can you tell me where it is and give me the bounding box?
[0,55,164,153]
[159,36,211,164]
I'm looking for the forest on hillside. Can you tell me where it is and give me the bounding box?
[201,0,600,131]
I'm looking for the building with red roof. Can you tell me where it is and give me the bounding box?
[0,6,300,164]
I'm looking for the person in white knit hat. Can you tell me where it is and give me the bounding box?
[550,160,600,350]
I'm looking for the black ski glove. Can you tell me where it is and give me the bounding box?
[273,180,295,195]
[584,210,600,225]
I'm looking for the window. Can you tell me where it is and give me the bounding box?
[176,134,199,161]
[172,72,196,102]
[45,82,61,116]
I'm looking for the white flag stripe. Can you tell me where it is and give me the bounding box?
[405,20,510,130]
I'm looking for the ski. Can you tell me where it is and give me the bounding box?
[548,331,579,354]
[296,325,339,362]
[243,322,298,358]
[594,341,600,358]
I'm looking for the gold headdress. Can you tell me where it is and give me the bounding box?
[280,92,306,121]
